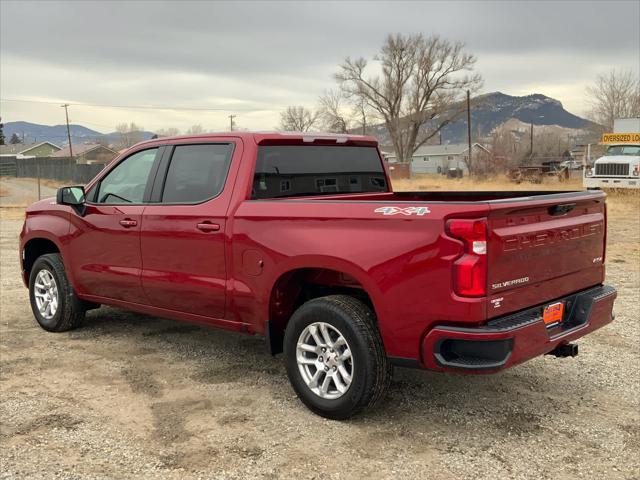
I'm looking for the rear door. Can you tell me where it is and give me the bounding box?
[486,192,606,314]
[140,141,237,319]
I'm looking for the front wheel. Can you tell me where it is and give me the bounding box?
[283,295,391,420]
[29,253,85,332]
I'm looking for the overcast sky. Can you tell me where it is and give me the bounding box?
[1,0,638,133]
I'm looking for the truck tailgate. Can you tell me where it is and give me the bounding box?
[486,192,606,317]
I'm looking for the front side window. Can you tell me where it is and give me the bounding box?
[161,144,233,203]
[95,148,158,204]
[252,145,388,199]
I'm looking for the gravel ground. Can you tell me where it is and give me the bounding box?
[0,178,57,207]
[1,201,638,480]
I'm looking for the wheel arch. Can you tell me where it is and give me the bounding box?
[22,236,63,280]
[265,259,385,355]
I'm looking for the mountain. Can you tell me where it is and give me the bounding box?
[2,121,155,146]
[3,121,104,145]
[366,92,596,146]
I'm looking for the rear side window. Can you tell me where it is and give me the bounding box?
[161,144,233,203]
[252,145,388,199]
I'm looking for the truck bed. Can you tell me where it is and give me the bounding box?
[264,189,593,203]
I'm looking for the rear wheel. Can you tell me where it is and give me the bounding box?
[283,295,391,420]
[29,254,85,332]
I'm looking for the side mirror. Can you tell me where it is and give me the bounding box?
[57,186,86,206]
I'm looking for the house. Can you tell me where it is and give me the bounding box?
[0,141,61,158]
[385,143,490,175]
[51,143,118,164]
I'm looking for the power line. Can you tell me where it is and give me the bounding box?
[0,97,273,113]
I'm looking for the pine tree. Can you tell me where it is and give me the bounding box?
[9,133,22,144]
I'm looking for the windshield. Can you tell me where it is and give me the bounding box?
[252,145,388,199]
[606,145,640,156]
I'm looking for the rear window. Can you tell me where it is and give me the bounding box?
[252,145,388,199]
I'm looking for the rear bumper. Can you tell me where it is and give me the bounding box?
[421,285,617,373]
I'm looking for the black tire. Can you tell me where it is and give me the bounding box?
[28,253,85,332]
[283,295,391,420]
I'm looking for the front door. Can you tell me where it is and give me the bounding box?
[67,147,161,304]
[140,142,235,319]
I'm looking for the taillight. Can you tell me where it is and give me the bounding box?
[447,218,488,297]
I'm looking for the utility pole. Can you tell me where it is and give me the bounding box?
[466,90,472,175]
[61,104,73,157]
[228,114,236,132]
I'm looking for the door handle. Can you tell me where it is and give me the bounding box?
[119,219,138,228]
[197,222,221,232]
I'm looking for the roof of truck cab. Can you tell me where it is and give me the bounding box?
[132,131,379,149]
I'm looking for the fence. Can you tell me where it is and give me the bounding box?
[0,156,18,176]
[11,157,106,184]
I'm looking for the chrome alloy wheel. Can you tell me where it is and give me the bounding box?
[296,322,353,400]
[34,269,59,320]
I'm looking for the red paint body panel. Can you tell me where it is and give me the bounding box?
[19,132,616,373]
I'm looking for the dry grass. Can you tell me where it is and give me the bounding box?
[391,173,584,192]
[0,176,67,190]
[0,176,12,197]
[0,207,25,220]
[39,178,68,189]
[391,174,639,218]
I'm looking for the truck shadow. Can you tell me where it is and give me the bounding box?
[76,306,596,432]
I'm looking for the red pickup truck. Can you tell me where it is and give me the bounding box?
[20,132,616,419]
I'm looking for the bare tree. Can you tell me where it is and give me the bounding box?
[586,69,640,130]
[186,124,205,135]
[351,96,377,136]
[318,90,351,133]
[279,106,320,132]
[154,127,181,138]
[335,33,482,165]
[534,130,573,159]
[116,122,146,148]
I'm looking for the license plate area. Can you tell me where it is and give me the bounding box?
[543,302,564,328]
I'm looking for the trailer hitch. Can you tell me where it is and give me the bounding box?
[547,343,579,358]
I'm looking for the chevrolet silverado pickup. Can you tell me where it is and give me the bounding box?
[20,132,617,419]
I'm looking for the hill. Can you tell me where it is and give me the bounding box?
[3,121,104,145]
[366,92,596,146]
[2,121,154,146]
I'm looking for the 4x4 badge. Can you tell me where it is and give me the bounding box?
[374,206,431,216]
